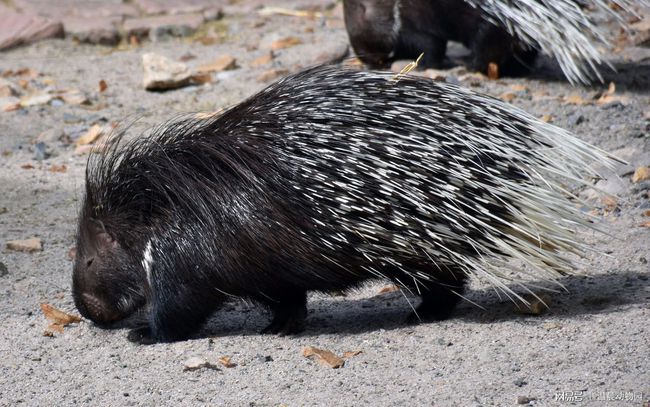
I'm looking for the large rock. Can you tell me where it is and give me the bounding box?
[0,6,64,51]
[142,53,193,91]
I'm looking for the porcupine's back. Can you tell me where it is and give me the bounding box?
[87,65,612,299]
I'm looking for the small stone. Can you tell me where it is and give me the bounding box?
[142,53,193,91]
[0,261,8,277]
[517,396,535,404]
[566,111,585,126]
[6,237,42,253]
[124,14,205,42]
[513,378,527,387]
[33,141,51,161]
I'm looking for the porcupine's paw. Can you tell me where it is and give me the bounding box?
[127,327,156,345]
[407,297,459,324]
[261,292,308,336]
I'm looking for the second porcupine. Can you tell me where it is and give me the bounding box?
[72,65,615,344]
[343,0,539,76]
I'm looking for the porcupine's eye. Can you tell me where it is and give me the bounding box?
[86,258,94,268]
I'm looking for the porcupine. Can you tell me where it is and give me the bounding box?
[72,65,615,344]
[343,0,649,84]
[343,0,539,76]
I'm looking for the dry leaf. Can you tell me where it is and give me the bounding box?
[197,55,237,73]
[601,195,618,212]
[58,89,89,105]
[270,37,302,50]
[47,323,64,334]
[643,210,650,217]
[487,62,499,80]
[499,92,516,102]
[6,237,42,252]
[540,115,553,123]
[303,346,345,369]
[190,72,213,84]
[640,220,650,228]
[510,84,527,92]
[20,92,53,107]
[378,285,399,294]
[251,52,274,66]
[563,94,588,105]
[75,124,105,146]
[342,350,362,359]
[218,356,237,368]
[632,166,650,183]
[49,164,67,173]
[99,79,108,93]
[516,294,550,315]
[40,303,81,325]
[258,6,323,19]
[257,68,289,82]
[183,357,220,371]
[20,163,35,169]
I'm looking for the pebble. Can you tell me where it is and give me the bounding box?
[0,261,7,277]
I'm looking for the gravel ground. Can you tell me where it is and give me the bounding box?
[0,3,649,406]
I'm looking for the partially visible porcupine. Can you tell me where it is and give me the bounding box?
[343,0,539,76]
[344,0,649,83]
[72,65,615,344]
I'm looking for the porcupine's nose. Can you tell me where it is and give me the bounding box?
[79,293,122,323]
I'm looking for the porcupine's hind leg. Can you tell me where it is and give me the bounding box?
[259,290,308,335]
[406,266,467,323]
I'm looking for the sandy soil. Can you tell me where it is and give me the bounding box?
[0,4,649,407]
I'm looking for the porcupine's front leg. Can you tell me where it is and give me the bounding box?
[408,268,467,323]
[126,236,225,344]
[260,290,308,335]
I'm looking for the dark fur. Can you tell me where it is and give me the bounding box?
[343,0,538,76]
[71,65,567,344]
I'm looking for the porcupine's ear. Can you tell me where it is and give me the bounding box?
[88,218,118,250]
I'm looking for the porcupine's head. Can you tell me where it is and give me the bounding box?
[343,0,398,66]
[72,135,148,325]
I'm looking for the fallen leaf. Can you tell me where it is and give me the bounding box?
[6,237,42,252]
[540,115,553,123]
[257,68,289,82]
[68,247,76,260]
[632,166,650,183]
[57,89,89,105]
[40,303,81,325]
[378,285,399,294]
[563,94,588,105]
[258,6,323,19]
[49,164,67,173]
[20,163,35,169]
[270,37,302,50]
[196,55,237,73]
[190,72,213,84]
[640,221,650,228]
[251,52,274,66]
[510,84,527,92]
[46,323,64,334]
[75,124,105,146]
[99,79,108,93]
[218,356,237,368]
[183,357,220,371]
[516,294,550,315]
[487,62,499,80]
[303,346,345,369]
[342,350,362,359]
[499,92,516,102]
[601,195,618,212]
[20,92,53,107]
[643,210,650,217]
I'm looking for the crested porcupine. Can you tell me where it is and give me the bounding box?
[344,0,649,83]
[343,0,539,76]
[72,65,616,344]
